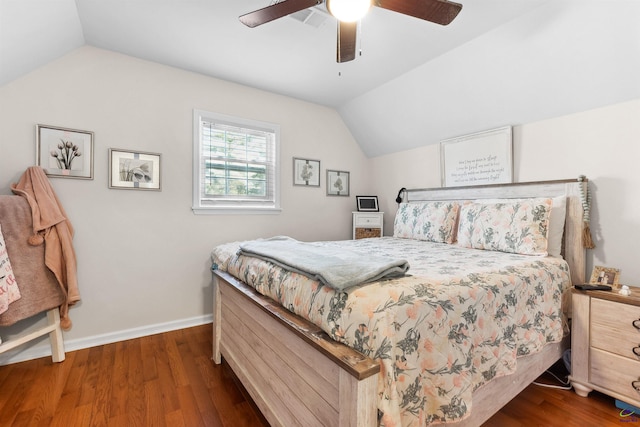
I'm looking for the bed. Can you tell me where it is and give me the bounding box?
[211,179,587,427]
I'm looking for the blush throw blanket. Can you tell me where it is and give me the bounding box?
[11,166,80,329]
[237,236,410,291]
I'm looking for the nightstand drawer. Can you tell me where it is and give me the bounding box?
[355,228,381,239]
[354,214,382,228]
[590,347,640,402]
[591,298,640,359]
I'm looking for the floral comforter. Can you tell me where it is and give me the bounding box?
[211,237,571,426]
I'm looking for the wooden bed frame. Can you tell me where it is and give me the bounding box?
[212,178,587,426]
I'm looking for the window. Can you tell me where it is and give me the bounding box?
[193,110,280,214]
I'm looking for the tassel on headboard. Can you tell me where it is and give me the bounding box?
[578,175,595,249]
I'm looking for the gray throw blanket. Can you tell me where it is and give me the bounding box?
[238,237,410,291]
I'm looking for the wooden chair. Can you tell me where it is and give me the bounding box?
[0,195,66,363]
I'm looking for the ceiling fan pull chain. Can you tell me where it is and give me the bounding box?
[358,17,363,56]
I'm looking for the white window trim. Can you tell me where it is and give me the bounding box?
[192,109,281,215]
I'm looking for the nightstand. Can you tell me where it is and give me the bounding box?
[570,287,640,407]
[352,212,384,240]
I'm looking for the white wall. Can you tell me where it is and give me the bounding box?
[371,99,640,286]
[341,1,640,157]
[0,46,371,361]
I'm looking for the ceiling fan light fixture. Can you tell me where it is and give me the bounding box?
[327,0,371,23]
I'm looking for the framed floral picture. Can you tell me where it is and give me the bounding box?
[36,124,94,179]
[293,157,320,187]
[109,148,161,191]
[326,170,349,196]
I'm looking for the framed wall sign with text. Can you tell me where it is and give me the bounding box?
[440,126,513,187]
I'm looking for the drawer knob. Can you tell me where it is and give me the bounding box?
[633,319,640,330]
[634,346,640,357]
[633,380,640,392]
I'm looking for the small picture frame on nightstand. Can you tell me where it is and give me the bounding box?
[589,265,620,288]
[356,196,378,212]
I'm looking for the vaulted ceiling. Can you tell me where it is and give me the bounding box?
[1,0,639,157]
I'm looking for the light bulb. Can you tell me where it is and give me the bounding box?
[327,0,371,23]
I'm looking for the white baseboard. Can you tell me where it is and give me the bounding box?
[0,314,213,366]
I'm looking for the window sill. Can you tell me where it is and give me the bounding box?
[192,206,282,215]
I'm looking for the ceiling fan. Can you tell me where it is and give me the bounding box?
[239,0,463,63]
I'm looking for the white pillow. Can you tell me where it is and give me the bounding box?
[547,196,566,257]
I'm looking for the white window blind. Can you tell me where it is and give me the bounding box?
[193,110,280,214]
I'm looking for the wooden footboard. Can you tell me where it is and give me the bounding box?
[214,270,569,427]
[212,271,380,427]
[455,336,569,426]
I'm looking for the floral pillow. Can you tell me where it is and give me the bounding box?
[471,196,566,257]
[393,202,460,244]
[457,198,552,255]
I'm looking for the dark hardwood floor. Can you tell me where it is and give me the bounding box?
[0,324,632,426]
[0,324,267,427]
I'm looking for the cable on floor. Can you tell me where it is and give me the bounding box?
[532,369,572,390]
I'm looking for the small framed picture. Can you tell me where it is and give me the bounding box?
[293,157,320,187]
[36,124,94,179]
[589,265,621,288]
[356,196,379,212]
[109,148,161,191]
[326,170,349,196]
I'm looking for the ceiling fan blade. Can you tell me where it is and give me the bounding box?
[337,21,357,63]
[239,0,323,28]
[375,0,462,25]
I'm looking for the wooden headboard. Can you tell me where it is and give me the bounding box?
[403,179,587,286]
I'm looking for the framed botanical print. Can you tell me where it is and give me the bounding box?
[36,124,94,179]
[293,157,320,187]
[326,170,349,196]
[109,148,161,191]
